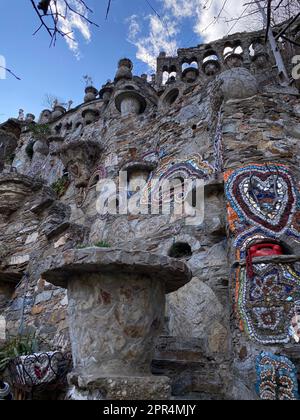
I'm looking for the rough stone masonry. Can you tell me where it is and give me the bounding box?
[0,18,300,400]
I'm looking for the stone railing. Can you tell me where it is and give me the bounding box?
[156,29,275,87]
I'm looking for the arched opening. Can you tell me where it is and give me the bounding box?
[167,72,177,84]
[223,42,244,59]
[55,123,62,134]
[127,169,151,196]
[223,45,234,58]
[65,122,73,132]
[162,65,177,85]
[169,176,185,208]
[90,174,100,188]
[182,62,190,72]
[168,242,192,259]
[203,50,219,64]
[164,88,179,105]
[235,45,243,55]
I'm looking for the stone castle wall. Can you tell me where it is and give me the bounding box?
[0,19,300,399]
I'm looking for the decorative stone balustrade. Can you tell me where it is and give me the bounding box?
[155,29,275,87]
[42,248,192,400]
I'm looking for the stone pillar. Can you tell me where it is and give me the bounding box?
[42,249,191,400]
[69,273,165,377]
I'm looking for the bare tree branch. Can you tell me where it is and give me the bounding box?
[30,0,106,46]
[0,66,21,81]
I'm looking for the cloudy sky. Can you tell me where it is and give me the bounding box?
[0,0,258,122]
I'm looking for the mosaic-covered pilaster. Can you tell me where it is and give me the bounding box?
[224,163,300,399]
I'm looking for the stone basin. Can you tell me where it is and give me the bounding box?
[42,248,192,399]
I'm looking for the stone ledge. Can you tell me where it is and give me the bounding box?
[233,254,300,268]
[42,248,192,293]
[69,373,171,400]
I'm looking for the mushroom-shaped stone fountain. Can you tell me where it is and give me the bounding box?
[42,248,192,400]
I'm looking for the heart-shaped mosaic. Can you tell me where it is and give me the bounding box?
[227,165,296,234]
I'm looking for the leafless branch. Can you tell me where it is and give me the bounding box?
[30,0,109,46]
[0,66,21,81]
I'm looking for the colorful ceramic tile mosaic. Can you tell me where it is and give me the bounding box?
[225,163,300,239]
[237,263,300,344]
[256,352,299,400]
[290,301,300,343]
[141,154,214,206]
[225,164,300,344]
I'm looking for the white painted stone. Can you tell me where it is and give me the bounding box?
[9,254,30,266]
[54,235,67,249]
[60,295,68,306]
[25,232,39,245]
[0,316,6,340]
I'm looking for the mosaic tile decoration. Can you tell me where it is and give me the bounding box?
[256,352,299,400]
[141,154,214,206]
[225,163,300,239]
[237,263,300,344]
[290,300,300,343]
[226,164,300,344]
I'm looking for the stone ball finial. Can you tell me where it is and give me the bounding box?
[84,86,98,103]
[115,58,133,82]
[217,67,259,101]
[18,109,25,121]
[25,113,35,123]
[39,109,52,124]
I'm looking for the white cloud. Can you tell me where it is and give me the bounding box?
[127,14,178,70]
[128,0,262,71]
[54,0,92,59]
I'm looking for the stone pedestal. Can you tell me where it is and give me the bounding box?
[42,248,191,400]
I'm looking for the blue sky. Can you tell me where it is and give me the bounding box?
[0,0,250,122]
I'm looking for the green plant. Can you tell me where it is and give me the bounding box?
[29,123,51,140]
[5,153,15,165]
[94,241,111,248]
[51,176,70,198]
[0,334,39,372]
[76,241,111,250]
[76,244,88,249]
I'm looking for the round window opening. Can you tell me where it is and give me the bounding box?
[168,242,192,259]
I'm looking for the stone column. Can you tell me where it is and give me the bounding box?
[42,248,191,400]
